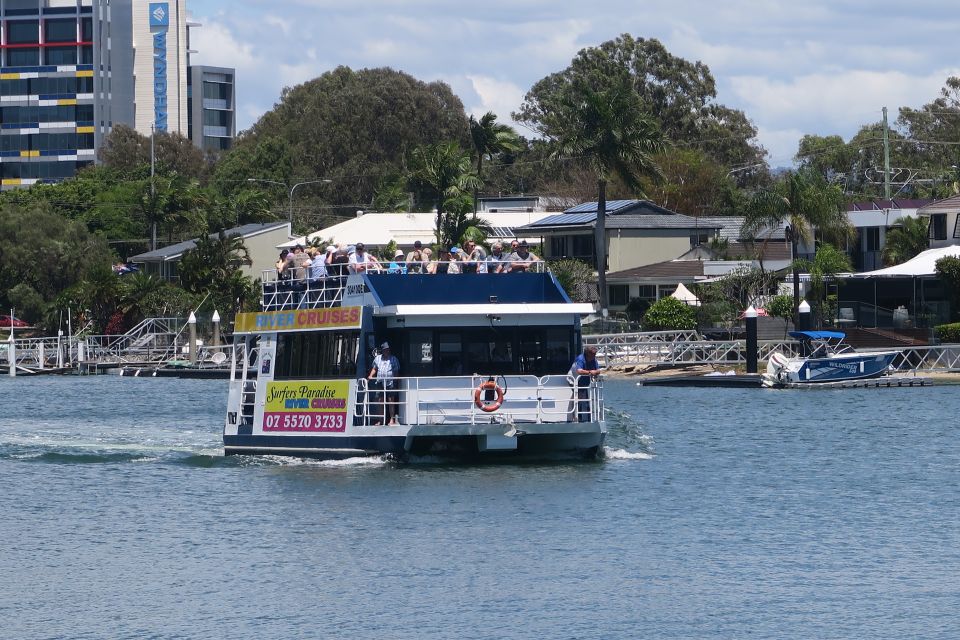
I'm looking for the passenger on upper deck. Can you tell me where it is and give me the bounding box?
[486,243,509,273]
[446,247,462,274]
[387,249,408,274]
[431,248,450,274]
[506,240,540,273]
[276,249,292,279]
[405,241,424,273]
[349,243,380,273]
[308,247,327,279]
[461,240,487,274]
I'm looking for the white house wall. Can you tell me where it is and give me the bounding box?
[608,231,692,272]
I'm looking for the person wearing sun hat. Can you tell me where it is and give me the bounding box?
[367,341,401,425]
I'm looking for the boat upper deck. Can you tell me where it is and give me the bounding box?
[260,263,577,312]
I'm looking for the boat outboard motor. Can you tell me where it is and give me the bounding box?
[762,352,791,387]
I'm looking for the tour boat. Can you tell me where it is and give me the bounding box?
[222,266,606,459]
[763,330,899,386]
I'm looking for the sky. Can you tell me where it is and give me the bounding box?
[186,0,960,168]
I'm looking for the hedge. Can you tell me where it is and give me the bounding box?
[934,322,960,343]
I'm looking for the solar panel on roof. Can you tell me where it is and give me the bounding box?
[529,212,597,226]
[563,199,639,214]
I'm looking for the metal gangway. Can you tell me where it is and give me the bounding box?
[584,330,960,372]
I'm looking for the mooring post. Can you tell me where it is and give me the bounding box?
[188,312,198,365]
[744,305,758,374]
[212,310,221,347]
[7,333,15,377]
[798,300,811,357]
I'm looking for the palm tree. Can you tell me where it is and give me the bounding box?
[469,112,522,212]
[545,75,666,312]
[178,232,252,296]
[882,216,929,266]
[744,167,851,320]
[408,142,482,247]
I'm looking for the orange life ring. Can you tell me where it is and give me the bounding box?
[474,379,505,412]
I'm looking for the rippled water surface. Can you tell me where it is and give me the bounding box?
[2,375,960,638]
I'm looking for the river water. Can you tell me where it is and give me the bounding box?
[2,375,959,639]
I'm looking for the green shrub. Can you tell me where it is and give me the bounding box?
[624,297,651,322]
[642,296,697,330]
[935,322,960,343]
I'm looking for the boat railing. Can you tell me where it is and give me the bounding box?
[354,374,603,426]
[261,260,550,310]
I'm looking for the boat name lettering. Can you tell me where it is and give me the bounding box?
[828,361,859,373]
[346,283,367,296]
[239,306,362,332]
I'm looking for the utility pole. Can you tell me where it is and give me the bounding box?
[150,124,157,251]
[882,106,891,200]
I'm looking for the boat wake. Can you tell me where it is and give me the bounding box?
[603,407,655,460]
[602,447,653,460]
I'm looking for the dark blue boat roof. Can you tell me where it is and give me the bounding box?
[364,272,571,306]
[789,330,846,340]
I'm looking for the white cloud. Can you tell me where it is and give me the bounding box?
[188,20,256,70]
[465,75,525,122]
[185,0,960,164]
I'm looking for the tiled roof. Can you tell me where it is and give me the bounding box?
[918,195,960,214]
[607,260,706,281]
[727,241,791,261]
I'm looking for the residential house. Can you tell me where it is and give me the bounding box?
[604,217,793,311]
[917,195,960,249]
[130,222,291,281]
[515,200,722,273]
[846,199,930,270]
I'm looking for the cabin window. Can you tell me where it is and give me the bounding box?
[404,329,433,377]
[437,332,463,375]
[544,329,572,374]
[274,330,359,379]
[866,227,880,252]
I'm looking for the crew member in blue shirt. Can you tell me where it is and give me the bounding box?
[570,346,602,422]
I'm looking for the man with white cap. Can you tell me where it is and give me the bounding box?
[367,342,401,425]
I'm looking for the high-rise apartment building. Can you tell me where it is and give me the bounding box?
[187,64,234,153]
[0,0,230,189]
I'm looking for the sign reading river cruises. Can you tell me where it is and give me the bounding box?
[234,306,362,333]
[264,381,350,432]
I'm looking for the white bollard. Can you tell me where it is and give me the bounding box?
[7,335,15,377]
[188,312,198,365]
[37,341,44,370]
[77,339,86,365]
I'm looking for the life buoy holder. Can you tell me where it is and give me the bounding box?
[474,379,505,412]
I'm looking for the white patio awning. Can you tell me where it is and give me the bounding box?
[854,245,960,277]
[670,282,701,306]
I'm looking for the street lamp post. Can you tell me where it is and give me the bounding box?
[247,178,332,225]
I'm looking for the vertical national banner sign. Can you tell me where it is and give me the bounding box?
[149,3,169,131]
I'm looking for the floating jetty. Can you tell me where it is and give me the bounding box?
[636,374,762,388]
[780,376,932,390]
[635,373,932,389]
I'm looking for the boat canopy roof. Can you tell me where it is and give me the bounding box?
[364,272,571,305]
[789,330,846,340]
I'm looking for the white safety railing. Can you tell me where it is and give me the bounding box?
[355,374,603,427]
[261,260,550,310]
[595,338,802,367]
[890,345,960,372]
